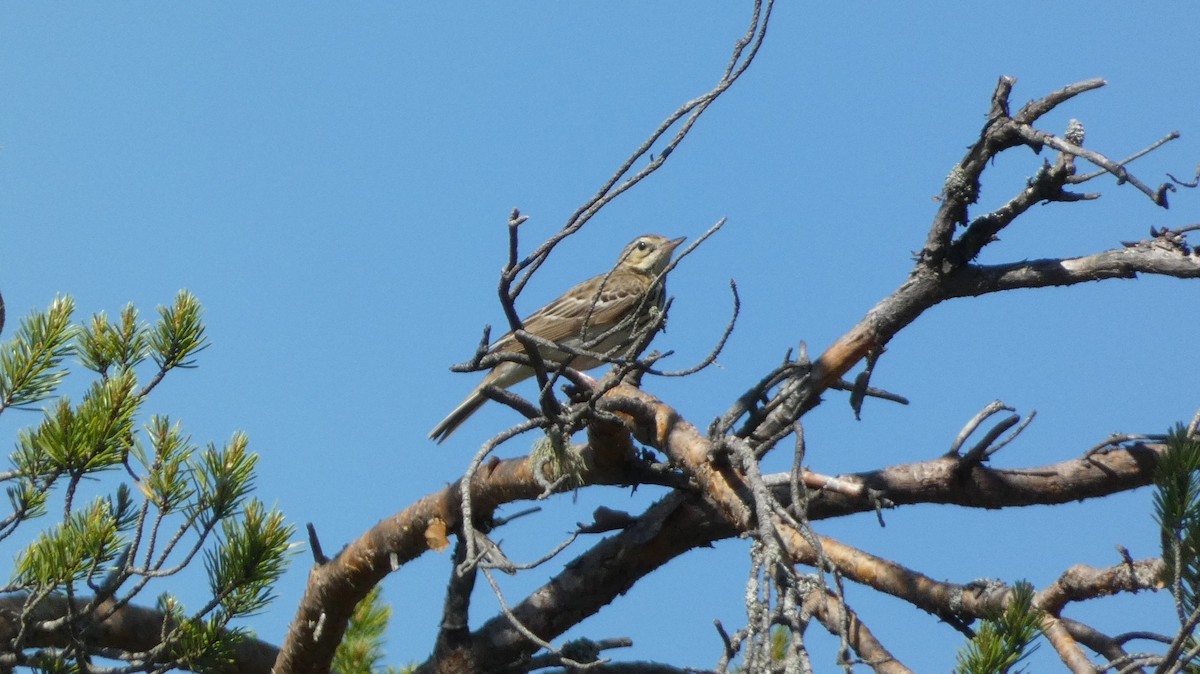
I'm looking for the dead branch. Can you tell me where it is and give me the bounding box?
[288,73,1195,674]
[507,2,773,299]
[646,279,739,378]
[1042,613,1100,674]
[1037,560,1165,615]
[1035,559,1168,673]
[733,77,1194,452]
[949,402,1037,470]
[432,538,476,667]
[781,528,1165,672]
[1011,123,1171,205]
[944,244,1200,298]
[802,589,914,674]
[947,401,1016,456]
[275,444,670,674]
[442,423,1166,669]
[1071,131,1181,184]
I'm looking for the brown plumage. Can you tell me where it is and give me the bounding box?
[429,234,685,443]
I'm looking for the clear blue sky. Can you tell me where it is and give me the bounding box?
[2,3,1198,671]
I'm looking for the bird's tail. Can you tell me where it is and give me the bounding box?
[429,388,487,444]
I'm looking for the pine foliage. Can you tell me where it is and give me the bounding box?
[0,292,294,671]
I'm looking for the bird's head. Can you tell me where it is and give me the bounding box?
[617,234,686,276]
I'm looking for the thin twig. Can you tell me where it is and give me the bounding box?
[479,567,606,669]
[1071,131,1182,183]
[509,2,773,298]
[649,279,739,378]
[947,401,1013,456]
[1012,124,1172,206]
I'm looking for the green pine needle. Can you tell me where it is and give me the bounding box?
[334,586,411,674]
[14,496,124,587]
[204,499,295,618]
[78,303,150,376]
[150,290,209,371]
[0,295,76,412]
[0,292,298,671]
[19,369,140,473]
[1154,424,1200,620]
[133,416,198,514]
[190,432,258,524]
[954,581,1042,674]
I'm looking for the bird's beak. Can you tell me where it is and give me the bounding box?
[666,236,686,254]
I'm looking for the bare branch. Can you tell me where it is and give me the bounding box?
[647,279,739,378]
[1010,124,1172,206]
[947,401,1014,456]
[1013,78,1107,125]
[294,67,1196,674]
[508,3,774,297]
[803,589,914,674]
[432,537,476,665]
[1167,166,1200,188]
[443,402,1167,669]
[276,441,668,673]
[944,244,1200,298]
[828,378,909,407]
[1072,131,1182,183]
[305,523,327,565]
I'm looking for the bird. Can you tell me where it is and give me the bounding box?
[429,233,686,443]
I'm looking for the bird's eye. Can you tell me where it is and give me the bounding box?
[637,241,648,251]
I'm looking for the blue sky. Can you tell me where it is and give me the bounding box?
[2,3,1198,671]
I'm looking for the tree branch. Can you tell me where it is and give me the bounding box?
[508,1,773,298]
[945,243,1200,297]
[276,444,664,674]
[440,405,1165,669]
[0,595,278,673]
[802,589,914,674]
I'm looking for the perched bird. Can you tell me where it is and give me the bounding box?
[430,234,686,443]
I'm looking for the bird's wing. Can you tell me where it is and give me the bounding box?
[492,272,646,353]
